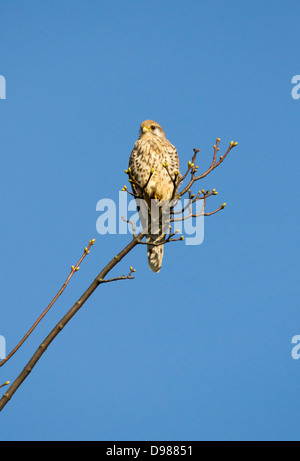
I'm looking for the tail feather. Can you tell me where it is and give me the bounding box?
[147,234,165,273]
[141,198,169,273]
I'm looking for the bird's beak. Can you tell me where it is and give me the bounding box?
[142,126,149,133]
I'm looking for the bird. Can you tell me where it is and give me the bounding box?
[129,120,180,272]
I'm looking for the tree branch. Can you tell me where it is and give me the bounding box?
[0,239,96,368]
[0,137,238,412]
[0,381,10,389]
[178,140,237,198]
[0,231,144,412]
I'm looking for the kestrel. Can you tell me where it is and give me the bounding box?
[129,120,180,272]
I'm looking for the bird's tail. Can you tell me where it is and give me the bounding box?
[147,234,165,273]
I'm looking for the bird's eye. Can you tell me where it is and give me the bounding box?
[151,125,156,131]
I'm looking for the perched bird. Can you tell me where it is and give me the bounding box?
[129,120,180,272]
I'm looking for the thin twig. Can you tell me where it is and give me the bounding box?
[123,168,154,200]
[0,138,237,412]
[121,185,140,199]
[0,381,10,389]
[178,140,237,198]
[121,216,137,238]
[171,201,226,222]
[97,266,136,284]
[0,231,145,412]
[0,239,95,368]
[137,231,184,246]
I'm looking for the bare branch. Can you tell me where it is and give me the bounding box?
[0,239,96,368]
[0,137,237,412]
[121,216,138,238]
[171,194,226,222]
[178,140,237,198]
[121,185,140,199]
[137,230,184,246]
[123,167,154,199]
[97,266,136,284]
[0,231,145,412]
[0,381,10,389]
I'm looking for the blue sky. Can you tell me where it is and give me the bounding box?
[0,0,300,441]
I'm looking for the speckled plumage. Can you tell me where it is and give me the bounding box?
[129,120,180,273]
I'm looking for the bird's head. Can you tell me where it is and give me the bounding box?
[139,120,166,139]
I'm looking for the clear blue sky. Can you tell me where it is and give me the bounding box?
[1,0,300,441]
